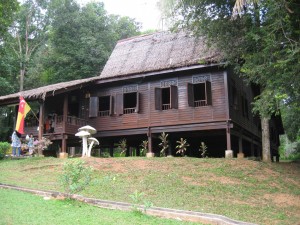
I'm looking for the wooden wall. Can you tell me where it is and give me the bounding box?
[227,71,261,138]
[88,69,228,133]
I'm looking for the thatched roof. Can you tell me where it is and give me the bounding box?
[0,31,222,106]
[0,76,99,105]
[100,31,222,79]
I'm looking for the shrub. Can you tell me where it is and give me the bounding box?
[175,138,189,156]
[59,159,93,195]
[158,132,169,157]
[199,142,208,158]
[139,140,148,156]
[0,142,10,159]
[33,137,52,156]
[118,138,127,156]
[129,190,153,214]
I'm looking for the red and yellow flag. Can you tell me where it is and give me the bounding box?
[15,96,31,134]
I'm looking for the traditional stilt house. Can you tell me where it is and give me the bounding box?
[0,31,283,159]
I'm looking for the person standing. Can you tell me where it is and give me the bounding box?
[27,133,34,155]
[12,130,21,157]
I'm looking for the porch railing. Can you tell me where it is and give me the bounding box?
[124,108,136,114]
[162,104,171,110]
[194,100,207,107]
[56,115,88,126]
[98,110,110,117]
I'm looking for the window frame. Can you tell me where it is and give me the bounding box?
[116,85,140,115]
[155,85,178,110]
[98,95,113,117]
[187,80,212,107]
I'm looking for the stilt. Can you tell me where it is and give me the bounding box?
[147,129,154,157]
[225,121,233,158]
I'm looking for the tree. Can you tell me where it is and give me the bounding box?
[4,0,50,91]
[0,0,19,37]
[39,1,141,85]
[159,0,300,161]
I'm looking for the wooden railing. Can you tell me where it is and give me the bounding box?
[124,108,136,114]
[98,110,110,117]
[56,115,87,126]
[162,104,171,110]
[194,100,207,107]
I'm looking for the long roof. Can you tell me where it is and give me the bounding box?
[100,31,222,79]
[0,31,222,105]
[0,77,99,105]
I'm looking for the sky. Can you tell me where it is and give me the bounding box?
[77,0,162,31]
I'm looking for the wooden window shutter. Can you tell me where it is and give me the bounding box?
[115,93,123,115]
[205,81,212,105]
[89,97,98,117]
[187,83,194,107]
[135,92,140,113]
[155,87,162,110]
[109,95,114,116]
[170,85,178,109]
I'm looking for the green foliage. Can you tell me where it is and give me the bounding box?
[279,135,300,160]
[129,190,153,214]
[41,1,140,85]
[159,0,300,160]
[118,138,127,156]
[59,159,93,195]
[282,105,300,142]
[158,132,169,157]
[0,106,14,142]
[0,0,19,36]
[199,142,208,158]
[140,140,148,156]
[175,138,189,156]
[0,77,14,96]
[0,142,11,158]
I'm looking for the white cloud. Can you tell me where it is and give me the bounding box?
[78,0,162,31]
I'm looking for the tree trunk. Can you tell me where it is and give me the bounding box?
[19,68,25,92]
[261,117,271,162]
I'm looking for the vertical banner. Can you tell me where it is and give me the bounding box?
[15,96,31,134]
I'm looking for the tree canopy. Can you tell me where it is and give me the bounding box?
[0,0,141,142]
[159,0,300,160]
[0,0,141,91]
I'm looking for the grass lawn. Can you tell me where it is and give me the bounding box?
[0,188,199,225]
[0,157,299,225]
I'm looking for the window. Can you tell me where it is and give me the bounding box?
[98,96,113,117]
[187,81,212,107]
[115,92,139,115]
[89,96,113,117]
[155,85,178,110]
[124,92,139,114]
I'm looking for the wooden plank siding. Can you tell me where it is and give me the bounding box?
[88,69,228,134]
[227,71,261,138]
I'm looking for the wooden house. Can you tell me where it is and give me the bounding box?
[0,31,283,159]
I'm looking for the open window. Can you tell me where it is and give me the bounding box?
[98,96,113,117]
[187,81,212,107]
[155,85,178,110]
[89,96,113,117]
[115,92,139,115]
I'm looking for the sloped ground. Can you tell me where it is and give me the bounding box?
[0,157,299,225]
